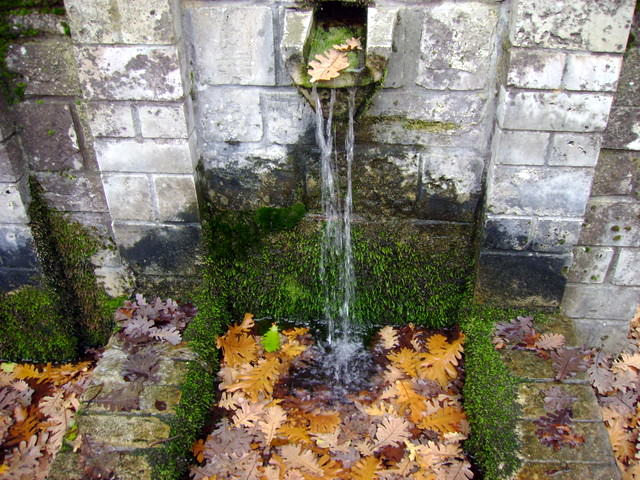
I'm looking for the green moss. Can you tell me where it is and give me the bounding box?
[613,235,622,241]
[307,24,363,70]
[611,225,620,232]
[359,115,459,132]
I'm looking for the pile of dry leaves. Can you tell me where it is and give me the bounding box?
[191,315,474,480]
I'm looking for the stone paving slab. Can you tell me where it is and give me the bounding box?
[50,450,155,480]
[517,383,602,420]
[515,462,621,480]
[501,349,588,382]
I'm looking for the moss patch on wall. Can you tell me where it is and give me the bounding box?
[359,115,459,132]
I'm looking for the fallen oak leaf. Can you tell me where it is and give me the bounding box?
[543,386,577,413]
[350,456,381,480]
[551,347,590,381]
[535,333,566,351]
[379,326,399,350]
[308,48,350,83]
[334,37,363,51]
[372,415,412,451]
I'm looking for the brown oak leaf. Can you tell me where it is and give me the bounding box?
[308,49,350,83]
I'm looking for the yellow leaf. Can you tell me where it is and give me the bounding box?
[417,406,467,436]
[283,327,309,338]
[393,379,427,423]
[227,356,281,401]
[418,334,464,386]
[308,49,350,83]
[305,410,341,434]
[334,37,363,52]
[387,348,422,377]
[192,438,205,463]
[280,444,324,476]
[350,456,380,480]
[216,319,258,367]
[280,423,312,445]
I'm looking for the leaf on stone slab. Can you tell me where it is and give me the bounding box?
[543,386,577,413]
[308,48,350,83]
[94,383,142,412]
[151,325,182,345]
[551,347,590,381]
[494,315,535,346]
[122,348,160,382]
[379,326,399,350]
[534,408,585,450]
[535,333,566,351]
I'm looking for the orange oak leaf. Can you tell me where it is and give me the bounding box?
[334,37,363,52]
[227,356,281,401]
[417,406,467,436]
[308,49,350,83]
[350,456,380,480]
[419,334,464,386]
[216,316,258,367]
[387,348,421,377]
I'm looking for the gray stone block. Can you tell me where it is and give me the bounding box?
[507,49,565,90]
[87,103,135,138]
[366,7,400,82]
[102,175,154,221]
[76,45,183,101]
[66,0,120,44]
[532,219,582,253]
[563,283,640,320]
[0,135,26,183]
[510,0,636,53]
[0,225,38,269]
[263,92,314,145]
[602,106,640,150]
[566,246,614,284]
[197,87,263,142]
[573,318,632,353]
[138,104,188,139]
[186,6,275,86]
[152,175,199,222]
[95,138,195,174]
[6,38,80,97]
[497,87,614,132]
[591,149,639,196]
[416,2,498,90]
[549,133,602,167]
[564,54,623,92]
[7,13,68,36]
[612,249,640,286]
[16,102,82,172]
[580,199,640,247]
[117,0,176,44]
[616,45,640,108]
[487,165,593,217]
[492,129,549,165]
[0,181,30,224]
[34,171,108,213]
[483,216,532,250]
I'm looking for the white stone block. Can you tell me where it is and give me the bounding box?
[117,0,176,44]
[567,246,614,283]
[563,284,640,320]
[188,6,274,86]
[532,219,582,253]
[103,175,154,221]
[416,2,498,90]
[197,87,263,142]
[507,49,566,89]
[564,54,623,92]
[65,0,120,44]
[87,103,135,138]
[497,87,614,132]
[549,133,602,166]
[612,249,640,286]
[0,182,29,224]
[264,92,314,145]
[492,129,550,165]
[95,139,195,174]
[421,148,484,202]
[511,0,636,53]
[138,104,188,139]
[153,175,199,222]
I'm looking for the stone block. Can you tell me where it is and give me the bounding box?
[510,0,636,53]
[6,38,80,97]
[187,6,274,86]
[507,49,566,90]
[34,171,108,213]
[603,106,640,150]
[263,92,314,145]
[117,0,176,44]
[566,246,614,283]
[483,216,532,250]
[580,199,640,247]
[492,129,549,165]
[197,87,263,142]
[612,249,640,285]
[616,46,640,108]
[77,415,170,449]
[0,225,38,269]
[591,149,639,196]
[515,462,621,480]
[103,175,154,221]
[366,7,399,82]
[76,45,183,101]
[16,102,82,172]
[95,138,195,174]
[8,13,69,36]
[416,2,497,90]
[573,318,632,353]
[0,97,15,142]
[0,135,26,183]
[0,182,29,224]
[87,103,135,138]
[564,54,623,92]
[94,265,134,298]
[153,175,199,222]
[139,385,182,414]
[487,166,593,217]
[475,252,569,307]
[518,383,603,420]
[549,133,602,167]
[497,88,614,132]
[65,0,120,44]
[563,284,640,320]
[532,219,582,253]
[138,104,188,139]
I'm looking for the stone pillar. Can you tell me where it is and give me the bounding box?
[64,0,201,289]
[476,0,636,307]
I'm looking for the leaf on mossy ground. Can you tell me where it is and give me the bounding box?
[308,49,350,83]
[262,324,281,353]
[334,37,362,52]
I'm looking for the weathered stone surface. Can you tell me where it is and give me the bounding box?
[263,92,314,145]
[416,2,497,90]
[591,149,639,196]
[139,385,182,414]
[574,318,631,352]
[8,13,68,35]
[0,225,38,269]
[532,219,582,253]
[17,102,82,172]
[475,252,569,307]
[603,106,640,150]
[563,284,640,320]
[566,246,614,284]
[66,0,120,44]
[76,45,183,101]
[580,199,640,247]
[103,175,154,221]
[549,133,602,167]
[501,350,564,380]
[95,139,195,174]
[366,7,399,82]
[50,451,154,480]
[0,181,29,224]
[197,87,263,142]
[507,49,566,89]
[510,0,636,53]
[138,104,188,139]
[612,249,640,285]
[34,171,108,213]
[483,216,531,251]
[87,103,135,138]
[497,88,614,132]
[152,175,199,222]
[186,6,274,86]
[0,135,25,183]
[487,166,593,217]
[515,462,621,480]
[518,383,602,420]
[117,0,176,44]
[564,54,623,92]
[77,415,170,449]
[616,43,640,108]
[492,129,549,166]
[6,38,80,96]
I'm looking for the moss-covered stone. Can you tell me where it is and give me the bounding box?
[514,462,620,480]
[517,383,602,420]
[359,115,459,132]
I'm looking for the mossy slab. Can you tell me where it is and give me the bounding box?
[500,349,588,382]
[514,461,620,480]
[517,383,602,420]
[77,415,171,449]
[49,449,155,480]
